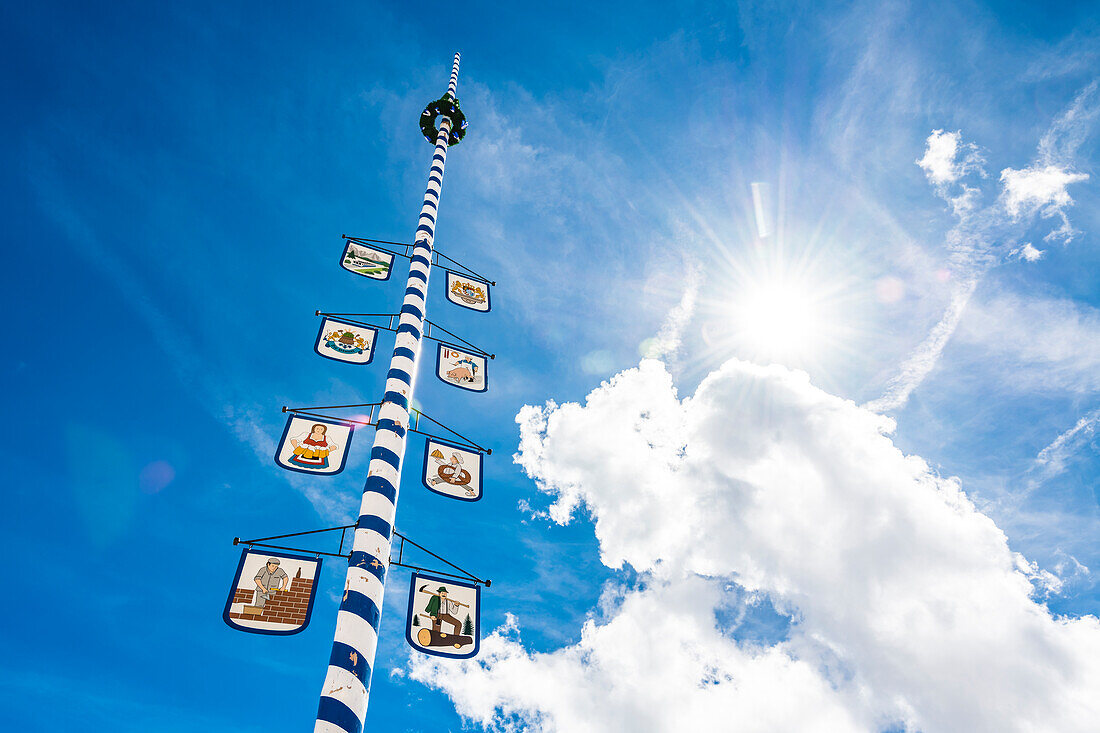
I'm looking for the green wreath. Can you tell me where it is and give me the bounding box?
[420,95,468,146]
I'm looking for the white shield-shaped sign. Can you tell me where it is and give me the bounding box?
[274,415,353,476]
[406,572,480,658]
[423,438,483,501]
[445,271,491,312]
[223,549,321,635]
[314,317,378,365]
[436,344,488,393]
[341,241,394,281]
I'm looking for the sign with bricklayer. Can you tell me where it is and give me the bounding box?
[223,549,322,635]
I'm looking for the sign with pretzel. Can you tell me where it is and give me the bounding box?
[422,438,482,501]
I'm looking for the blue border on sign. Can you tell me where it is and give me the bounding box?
[444,270,492,313]
[222,548,323,636]
[273,414,355,476]
[340,240,394,282]
[314,317,379,366]
[421,436,483,503]
[434,342,488,393]
[405,571,482,659]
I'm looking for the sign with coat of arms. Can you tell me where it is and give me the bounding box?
[223,549,322,635]
[422,438,482,501]
[445,271,490,312]
[436,345,487,393]
[341,241,394,281]
[314,317,378,365]
[405,572,480,658]
[274,414,354,476]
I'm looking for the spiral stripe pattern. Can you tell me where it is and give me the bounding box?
[315,52,461,733]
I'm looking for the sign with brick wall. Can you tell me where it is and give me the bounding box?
[422,438,483,502]
[274,414,354,476]
[405,572,480,659]
[223,549,322,635]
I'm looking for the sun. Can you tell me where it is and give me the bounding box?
[695,247,859,375]
[732,275,829,361]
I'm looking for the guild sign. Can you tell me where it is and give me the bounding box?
[341,241,394,281]
[422,437,483,501]
[436,345,487,393]
[406,572,480,659]
[314,317,378,365]
[445,271,491,312]
[223,549,322,635]
[274,414,354,476]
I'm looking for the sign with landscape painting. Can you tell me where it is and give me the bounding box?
[341,241,394,281]
[405,572,480,658]
[314,317,378,365]
[223,549,321,635]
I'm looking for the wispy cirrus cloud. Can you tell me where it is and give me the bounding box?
[953,293,1100,395]
[865,82,1096,413]
[641,257,702,366]
[1035,407,1100,479]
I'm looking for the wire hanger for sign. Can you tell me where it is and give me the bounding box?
[282,402,383,427]
[231,526,490,587]
[342,235,496,286]
[423,318,493,359]
[282,402,490,455]
[409,407,490,455]
[234,525,352,559]
[390,529,489,586]
[315,311,495,359]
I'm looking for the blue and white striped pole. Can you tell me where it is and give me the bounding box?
[315,53,461,733]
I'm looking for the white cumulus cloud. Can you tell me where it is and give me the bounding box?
[916,129,984,186]
[1010,242,1045,262]
[408,359,1100,732]
[1000,165,1089,219]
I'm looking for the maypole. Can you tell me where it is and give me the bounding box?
[315,53,463,733]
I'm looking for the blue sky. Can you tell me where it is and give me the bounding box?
[3,1,1100,731]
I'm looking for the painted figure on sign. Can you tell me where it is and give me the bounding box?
[247,557,288,614]
[417,585,473,649]
[427,448,475,496]
[224,549,321,635]
[289,424,341,470]
[436,345,486,392]
[445,356,479,385]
